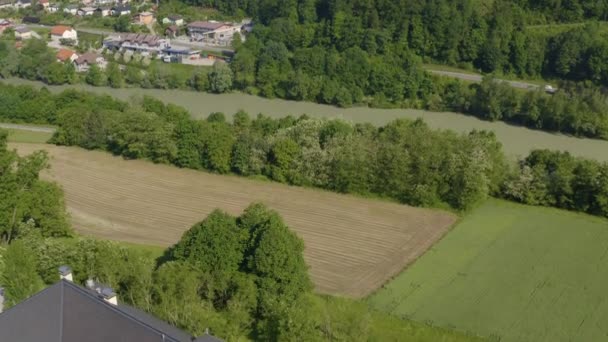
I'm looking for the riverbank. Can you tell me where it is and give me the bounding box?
[4,78,607,161]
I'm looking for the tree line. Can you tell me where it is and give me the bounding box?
[49,94,506,212]
[0,82,606,217]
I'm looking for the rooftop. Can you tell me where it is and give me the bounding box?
[0,280,204,342]
[14,26,30,33]
[51,25,74,35]
[115,33,166,46]
[56,48,76,62]
[187,21,226,30]
[75,52,101,65]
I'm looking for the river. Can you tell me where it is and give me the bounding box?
[4,78,608,161]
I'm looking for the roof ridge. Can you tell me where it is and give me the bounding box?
[61,281,187,342]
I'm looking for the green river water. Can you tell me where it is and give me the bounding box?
[6,78,608,161]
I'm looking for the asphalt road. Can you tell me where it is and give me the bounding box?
[426,69,541,90]
[0,123,56,133]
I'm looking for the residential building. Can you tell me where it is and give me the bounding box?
[104,33,169,54]
[165,24,178,38]
[94,0,113,5]
[95,5,110,16]
[162,14,184,26]
[110,4,130,15]
[14,0,31,8]
[134,11,153,25]
[0,266,221,342]
[38,0,49,9]
[47,3,60,12]
[77,6,95,15]
[51,25,77,43]
[22,16,40,23]
[0,0,12,9]
[74,52,106,72]
[14,26,31,40]
[187,21,240,43]
[161,47,199,62]
[56,48,78,62]
[0,19,12,34]
[64,4,78,14]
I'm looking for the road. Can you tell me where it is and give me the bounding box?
[426,69,542,90]
[0,123,56,133]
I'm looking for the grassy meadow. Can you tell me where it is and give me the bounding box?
[5,129,53,143]
[369,199,608,341]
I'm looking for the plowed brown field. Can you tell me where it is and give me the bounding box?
[12,143,457,298]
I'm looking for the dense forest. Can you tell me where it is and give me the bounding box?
[219,0,608,82]
[0,130,479,341]
[0,83,605,217]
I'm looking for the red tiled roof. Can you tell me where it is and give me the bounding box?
[56,48,75,62]
[50,25,73,36]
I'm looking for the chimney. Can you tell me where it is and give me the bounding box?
[0,287,4,314]
[85,278,95,290]
[58,265,73,282]
[100,287,118,306]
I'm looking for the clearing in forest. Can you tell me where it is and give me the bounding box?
[369,198,608,341]
[11,143,456,298]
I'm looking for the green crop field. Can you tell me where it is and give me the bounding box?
[369,199,608,341]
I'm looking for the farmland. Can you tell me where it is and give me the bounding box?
[10,143,456,298]
[369,199,608,341]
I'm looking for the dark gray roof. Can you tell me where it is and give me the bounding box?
[0,280,214,342]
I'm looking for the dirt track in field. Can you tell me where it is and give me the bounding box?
[12,143,457,298]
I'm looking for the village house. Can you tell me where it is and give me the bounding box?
[94,0,113,5]
[14,0,31,8]
[110,4,130,15]
[51,25,77,44]
[187,21,240,43]
[77,6,96,16]
[95,5,110,16]
[56,48,78,63]
[162,14,184,26]
[0,0,11,9]
[38,0,49,9]
[63,4,78,15]
[165,25,178,38]
[14,26,31,40]
[74,52,106,72]
[22,16,40,24]
[0,19,11,34]
[0,266,222,342]
[47,3,60,12]
[104,33,169,54]
[134,11,153,25]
